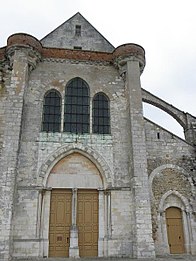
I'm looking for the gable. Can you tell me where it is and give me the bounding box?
[41,12,114,52]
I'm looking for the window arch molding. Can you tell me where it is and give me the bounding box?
[92,92,110,134]
[91,89,113,101]
[42,88,62,101]
[64,77,90,134]
[65,77,90,91]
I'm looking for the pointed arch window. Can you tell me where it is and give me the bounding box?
[93,92,110,134]
[42,90,61,132]
[64,77,90,133]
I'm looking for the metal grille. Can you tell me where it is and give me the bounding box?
[92,92,110,134]
[42,90,61,132]
[64,78,90,134]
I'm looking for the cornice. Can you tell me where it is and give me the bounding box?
[42,47,113,63]
[42,57,112,66]
[2,33,146,74]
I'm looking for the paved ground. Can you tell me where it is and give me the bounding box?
[10,255,196,261]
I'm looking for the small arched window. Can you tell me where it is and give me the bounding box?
[64,77,90,134]
[93,92,110,134]
[42,90,61,132]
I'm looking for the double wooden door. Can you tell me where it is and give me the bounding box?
[166,207,185,254]
[49,189,98,257]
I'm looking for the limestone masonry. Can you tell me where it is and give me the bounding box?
[0,12,196,260]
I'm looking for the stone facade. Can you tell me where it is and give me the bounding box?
[0,12,195,260]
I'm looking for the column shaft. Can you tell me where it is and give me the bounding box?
[126,60,155,258]
[0,50,29,260]
[69,188,79,257]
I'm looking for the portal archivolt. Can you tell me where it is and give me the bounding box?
[39,151,108,258]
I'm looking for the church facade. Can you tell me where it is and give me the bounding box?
[0,13,196,260]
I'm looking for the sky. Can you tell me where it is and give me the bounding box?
[1,0,195,138]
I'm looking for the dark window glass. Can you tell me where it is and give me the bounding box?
[92,92,110,134]
[42,90,61,132]
[75,25,81,36]
[74,46,82,50]
[64,77,90,134]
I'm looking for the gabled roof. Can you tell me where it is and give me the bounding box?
[41,12,115,53]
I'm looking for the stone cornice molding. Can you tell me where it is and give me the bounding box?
[42,47,113,63]
[2,33,147,77]
[42,57,111,66]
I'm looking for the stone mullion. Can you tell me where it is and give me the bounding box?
[89,95,92,134]
[36,189,43,238]
[182,210,191,253]
[69,188,79,257]
[159,211,170,254]
[106,191,112,238]
[98,189,104,257]
[39,189,51,257]
[71,188,77,226]
[61,95,65,132]
[103,190,111,257]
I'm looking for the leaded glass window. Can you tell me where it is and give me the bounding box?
[42,90,61,132]
[64,77,90,134]
[92,92,110,134]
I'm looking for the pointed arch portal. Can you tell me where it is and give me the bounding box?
[46,152,103,188]
[166,207,185,254]
[155,190,191,256]
[40,150,109,258]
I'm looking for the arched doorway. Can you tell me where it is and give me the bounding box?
[166,207,185,254]
[47,152,103,258]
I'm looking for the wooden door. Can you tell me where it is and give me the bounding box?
[166,207,185,254]
[77,190,98,257]
[49,189,72,257]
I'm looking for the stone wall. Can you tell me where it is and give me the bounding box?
[145,118,196,255]
[0,49,30,260]
[41,13,114,52]
[16,60,129,187]
[10,58,134,258]
[0,22,195,259]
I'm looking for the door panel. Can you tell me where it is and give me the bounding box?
[77,190,98,257]
[49,190,72,257]
[166,207,185,254]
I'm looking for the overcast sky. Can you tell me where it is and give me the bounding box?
[1,0,195,138]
